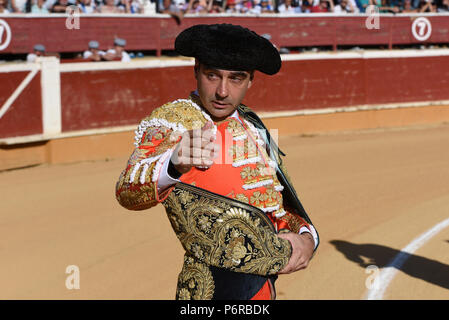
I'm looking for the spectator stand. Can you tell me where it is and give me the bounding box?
[0,13,448,57]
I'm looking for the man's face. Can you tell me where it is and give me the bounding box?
[115,45,123,54]
[195,62,253,122]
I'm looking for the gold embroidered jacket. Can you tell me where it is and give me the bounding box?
[116,94,319,300]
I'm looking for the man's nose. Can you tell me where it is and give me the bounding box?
[216,79,229,99]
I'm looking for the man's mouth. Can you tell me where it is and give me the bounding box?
[212,101,230,109]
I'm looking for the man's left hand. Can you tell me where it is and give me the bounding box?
[277,232,314,274]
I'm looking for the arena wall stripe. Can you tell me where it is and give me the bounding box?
[41,57,62,136]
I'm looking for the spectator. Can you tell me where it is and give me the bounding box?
[83,40,105,61]
[334,0,359,12]
[185,0,208,13]
[0,0,11,12]
[31,0,50,11]
[401,0,417,11]
[311,0,334,12]
[26,44,45,63]
[12,0,24,11]
[384,0,401,12]
[104,38,131,62]
[278,0,297,13]
[370,0,400,13]
[355,0,369,12]
[42,0,55,11]
[3,0,23,11]
[173,0,186,9]
[77,0,97,12]
[24,0,31,11]
[225,0,240,12]
[158,0,179,12]
[115,0,127,11]
[50,0,69,12]
[23,0,31,12]
[437,0,449,11]
[252,0,274,13]
[159,0,184,23]
[207,0,224,11]
[98,0,122,12]
[418,0,436,11]
[124,0,143,12]
[262,0,275,12]
[238,0,252,12]
[300,0,312,12]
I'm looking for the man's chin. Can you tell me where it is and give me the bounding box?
[206,104,235,121]
[210,109,235,121]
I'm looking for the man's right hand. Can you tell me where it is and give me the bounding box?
[170,121,219,175]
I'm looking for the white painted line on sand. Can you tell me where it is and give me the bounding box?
[364,217,449,300]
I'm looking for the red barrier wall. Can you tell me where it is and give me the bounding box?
[364,56,449,105]
[1,15,448,55]
[58,54,449,132]
[249,55,449,110]
[60,66,194,132]
[0,71,42,139]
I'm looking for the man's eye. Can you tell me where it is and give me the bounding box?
[230,76,243,83]
[207,73,218,80]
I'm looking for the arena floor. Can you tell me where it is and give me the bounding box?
[1,122,448,300]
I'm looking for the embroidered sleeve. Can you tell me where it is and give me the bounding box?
[115,120,181,211]
[115,99,213,211]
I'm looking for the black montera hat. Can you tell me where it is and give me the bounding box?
[175,24,281,75]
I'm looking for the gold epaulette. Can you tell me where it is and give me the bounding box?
[150,99,208,130]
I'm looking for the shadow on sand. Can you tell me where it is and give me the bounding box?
[330,240,449,291]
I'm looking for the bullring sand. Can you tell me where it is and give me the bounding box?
[1,123,448,299]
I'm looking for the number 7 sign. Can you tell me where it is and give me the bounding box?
[0,19,12,51]
[411,17,432,42]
